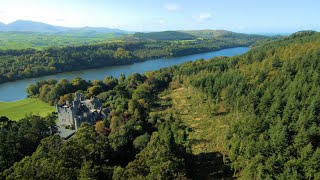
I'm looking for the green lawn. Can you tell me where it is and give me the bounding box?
[0,98,56,120]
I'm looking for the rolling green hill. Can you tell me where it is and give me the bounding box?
[0,29,270,50]
[0,20,129,49]
[132,31,196,40]
[181,29,244,38]
[129,30,268,41]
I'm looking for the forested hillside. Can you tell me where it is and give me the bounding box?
[1,31,319,179]
[174,30,320,179]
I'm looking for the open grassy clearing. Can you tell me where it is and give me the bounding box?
[169,86,235,154]
[0,98,55,120]
[158,84,236,179]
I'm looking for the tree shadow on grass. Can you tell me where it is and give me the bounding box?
[186,152,234,180]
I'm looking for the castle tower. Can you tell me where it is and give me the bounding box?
[75,92,82,101]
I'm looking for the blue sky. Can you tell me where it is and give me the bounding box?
[0,0,319,33]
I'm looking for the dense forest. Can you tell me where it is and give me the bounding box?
[0,31,269,84]
[1,31,319,179]
[0,115,57,172]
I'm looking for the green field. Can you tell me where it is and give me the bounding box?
[0,98,56,120]
[0,31,124,50]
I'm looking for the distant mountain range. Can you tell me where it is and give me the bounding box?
[0,20,274,50]
[0,22,5,29]
[0,20,127,34]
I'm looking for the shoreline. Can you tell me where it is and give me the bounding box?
[0,47,250,102]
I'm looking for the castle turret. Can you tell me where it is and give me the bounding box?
[75,92,82,101]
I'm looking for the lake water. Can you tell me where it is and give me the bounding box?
[0,47,249,102]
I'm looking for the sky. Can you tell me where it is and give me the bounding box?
[0,0,319,33]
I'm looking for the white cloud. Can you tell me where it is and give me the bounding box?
[56,18,64,22]
[110,23,119,28]
[198,13,213,21]
[164,3,179,11]
[159,19,166,25]
[237,25,247,30]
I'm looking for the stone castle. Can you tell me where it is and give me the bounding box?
[57,92,109,130]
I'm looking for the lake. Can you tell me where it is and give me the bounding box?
[0,47,249,102]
